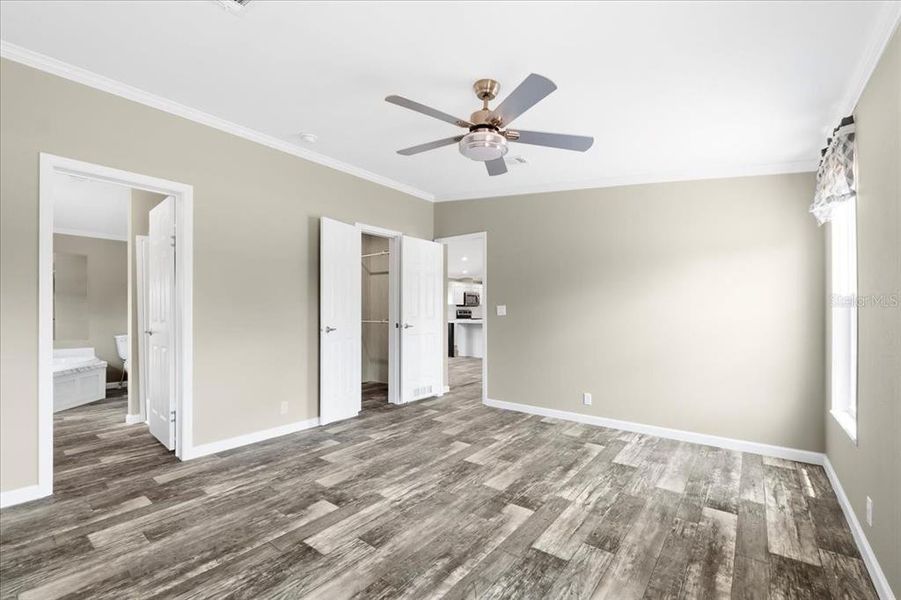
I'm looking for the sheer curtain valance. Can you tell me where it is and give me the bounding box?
[809,116,856,225]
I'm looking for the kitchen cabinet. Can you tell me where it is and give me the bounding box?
[449,281,483,306]
[449,319,483,358]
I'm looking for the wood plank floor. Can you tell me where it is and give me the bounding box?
[0,359,876,599]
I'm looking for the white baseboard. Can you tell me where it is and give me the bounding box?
[3,418,320,508]
[823,457,895,600]
[183,417,321,460]
[0,483,51,509]
[483,398,825,465]
[106,381,127,390]
[125,413,144,425]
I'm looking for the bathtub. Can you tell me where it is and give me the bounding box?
[53,348,108,412]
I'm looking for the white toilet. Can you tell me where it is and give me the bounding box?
[114,334,128,387]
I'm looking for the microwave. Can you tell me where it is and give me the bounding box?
[461,291,480,307]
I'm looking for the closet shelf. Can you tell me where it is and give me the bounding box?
[362,319,390,324]
[362,251,389,259]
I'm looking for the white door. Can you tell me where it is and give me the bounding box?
[147,197,177,450]
[320,217,361,424]
[400,236,444,403]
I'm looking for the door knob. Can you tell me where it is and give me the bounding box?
[325,326,337,333]
[403,323,414,329]
[145,330,154,336]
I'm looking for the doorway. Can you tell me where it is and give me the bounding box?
[38,154,194,499]
[436,232,488,403]
[319,218,444,425]
[361,233,392,412]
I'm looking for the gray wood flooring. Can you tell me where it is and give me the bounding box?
[0,358,876,599]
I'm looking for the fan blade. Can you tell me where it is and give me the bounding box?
[397,136,464,156]
[494,74,557,127]
[385,95,472,128]
[508,130,594,152]
[485,158,507,176]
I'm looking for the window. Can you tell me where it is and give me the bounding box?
[830,198,858,442]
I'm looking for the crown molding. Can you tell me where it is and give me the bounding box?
[0,41,435,202]
[831,1,901,130]
[3,2,897,206]
[434,160,818,202]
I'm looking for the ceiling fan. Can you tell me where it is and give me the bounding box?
[386,74,594,176]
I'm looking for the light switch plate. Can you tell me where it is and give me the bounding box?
[496,305,507,316]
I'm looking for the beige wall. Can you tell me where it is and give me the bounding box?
[53,233,128,382]
[127,190,166,415]
[0,58,433,492]
[362,234,389,383]
[825,27,900,594]
[435,172,825,452]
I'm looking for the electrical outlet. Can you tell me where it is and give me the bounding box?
[280,401,289,415]
[866,496,873,526]
[582,392,592,406]
[496,305,507,316]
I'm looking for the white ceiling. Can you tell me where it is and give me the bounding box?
[2,1,898,201]
[53,174,131,241]
[445,238,484,280]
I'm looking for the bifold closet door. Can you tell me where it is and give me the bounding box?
[147,196,177,450]
[400,235,444,403]
[319,217,362,424]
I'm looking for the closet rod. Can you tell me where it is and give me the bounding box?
[362,251,390,258]
[362,319,389,324]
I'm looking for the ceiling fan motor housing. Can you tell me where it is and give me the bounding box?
[469,109,502,126]
[461,79,508,161]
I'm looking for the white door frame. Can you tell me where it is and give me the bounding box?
[435,232,488,404]
[39,153,194,500]
[355,222,402,405]
[134,235,150,424]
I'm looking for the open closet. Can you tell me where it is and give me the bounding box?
[320,217,444,424]
[361,234,390,411]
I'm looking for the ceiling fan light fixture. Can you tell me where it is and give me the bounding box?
[388,74,592,175]
[458,130,508,162]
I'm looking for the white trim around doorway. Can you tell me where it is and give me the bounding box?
[36,153,194,505]
[435,232,488,404]
[135,234,150,424]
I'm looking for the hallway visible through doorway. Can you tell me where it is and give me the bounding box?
[438,232,487,404]
[448,357,480,389]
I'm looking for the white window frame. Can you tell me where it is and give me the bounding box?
[829,197,858,443]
